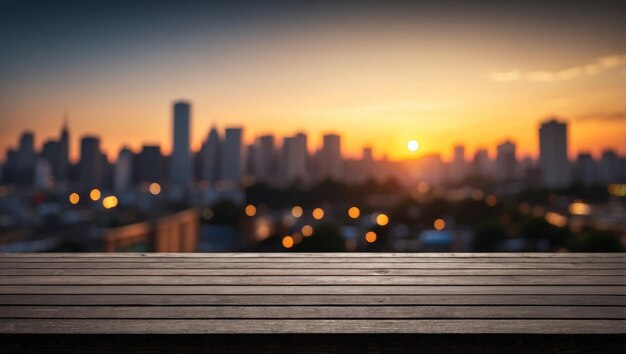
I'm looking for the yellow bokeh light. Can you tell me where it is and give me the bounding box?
[68,192,80,205]
[365,231,377,243]
[434,218,445,230]
[569,201,590,215]
[301,225,313,237]
[282,235,294,249]
[245,204,257,217]
[348,206,360,219]
[407,139,420,152]
[291,206,303,218]
[312,208,324,220]
[89,189,101,201]
[376,213,389,226]
[102,196,118,209]
[486,195,497,207]
[148,182,161,195]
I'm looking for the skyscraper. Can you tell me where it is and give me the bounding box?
[40,140,61,183]
[539,119,570,189]
[170,101,192,189]
[281,133,308,183]
[600,150,619,184]
[17,132,36,170]
[253,135,276,183]
[201,126,221,184]
[16,132,36,185]
[59,117,70,181]
[574,153,599,186]
[79,136,102,190]
[472,149,491,178]
[138,145,164,183]
[449,144,467,183]
[319,134,342,180]
[221,127,243,183]
[495,140,517,182]
[114,147,133,192]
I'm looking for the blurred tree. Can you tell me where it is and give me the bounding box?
[519,217,572,249]
[294,223,346,252]
[208,199,243,225]
[472,222,507,252]
[570,231,623,252]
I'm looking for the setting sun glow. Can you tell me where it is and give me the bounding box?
[407,140,420,152]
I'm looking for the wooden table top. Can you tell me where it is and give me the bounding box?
[0,253,624,335]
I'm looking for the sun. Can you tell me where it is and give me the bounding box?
[407,139,420,152]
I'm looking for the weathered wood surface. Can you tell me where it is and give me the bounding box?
[0,253,624,353]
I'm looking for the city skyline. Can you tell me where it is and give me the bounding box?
[2,105,625,165]
[1,1,625,162]
[2,101,625,194]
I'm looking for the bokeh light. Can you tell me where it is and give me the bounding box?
[68,192,80,205]
[301,225,313,237]
[89,188,101,201]
[148,182,161,195]
[102,196,118,209]
[365,231,377,243]
[282,235,294,249]
[348,206,360,219]
[245,204,257,217]
[434,218,445,230]
[312,207,324,220]
[291,206,303,218]
[376,213,389,226]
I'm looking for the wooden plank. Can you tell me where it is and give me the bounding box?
[2,333,625,354]
[1,275,622,286]
[2,252,623,258]
[0,319,623,334]
[2,268,623,276]
[2,256,624,263]
[1,294,622,306]
[1,285,622,295]
[1,305,623,319]
[3,261,623,269]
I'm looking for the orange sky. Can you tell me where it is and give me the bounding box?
[1,14,625,163]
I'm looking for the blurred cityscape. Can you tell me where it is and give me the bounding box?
[0,100,625,253]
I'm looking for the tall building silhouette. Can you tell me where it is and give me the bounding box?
[40,140,61,183]
[201,126,221,184]
[495,140,517,182]
[253,135,276,183]
[79,136,102,190]
[281,133,308,183]
[17,132,36,170]
[170,101,192,189]
[450,144,467,183]
[574,153,598,186]
[221,127,243,183]
[600,150,619,184]
[138,145,164,183]
[318,134,343,180]
[59,117,70,181]
[472,149,491,178]
[539,119,570,189]
[114,147,133,192]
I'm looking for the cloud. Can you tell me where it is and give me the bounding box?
[574,111,626,122]
[490,54,626,82]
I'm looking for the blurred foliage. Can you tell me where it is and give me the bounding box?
[569,231,623,252]
[472,222,507,252]
[206,199,243,225]
[293,223,346,252]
